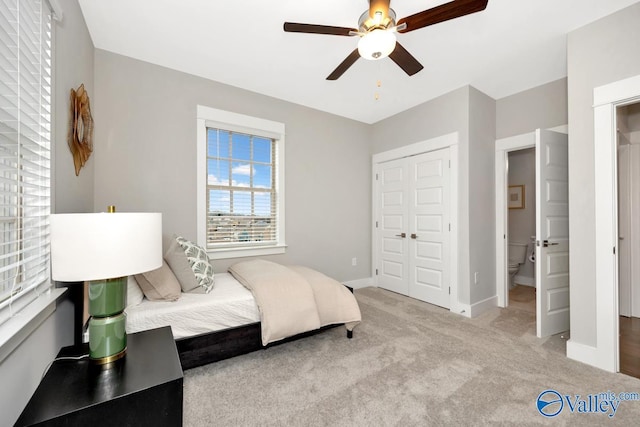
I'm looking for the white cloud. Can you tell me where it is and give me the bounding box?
[208,174,250,188]
[232,164,253,176]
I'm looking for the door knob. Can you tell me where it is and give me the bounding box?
[395,233,406,238]
[543,240,558,247]
[410,233,418,239]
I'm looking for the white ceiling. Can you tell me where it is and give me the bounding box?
[78,0,639,124]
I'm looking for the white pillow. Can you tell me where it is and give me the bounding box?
[127,275,145,307]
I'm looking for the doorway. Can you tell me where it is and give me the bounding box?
[506,148,537,316]
[617,101,640,379]
[586,74,640,373]
[495,129,570,338]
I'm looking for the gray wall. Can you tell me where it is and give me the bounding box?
[468,87,496,303]
[507,148,536,245]
[370,86,470,154]
[92,50,372,282]
[54,2,95,213]
[496,78,568,139]
[567,2,640,347]
[0,0,94,425]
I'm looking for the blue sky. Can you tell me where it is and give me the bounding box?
[207,129,273,216]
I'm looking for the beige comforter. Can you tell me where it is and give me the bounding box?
[228,259,361,345]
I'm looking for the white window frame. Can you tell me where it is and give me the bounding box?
[196,105,286,259]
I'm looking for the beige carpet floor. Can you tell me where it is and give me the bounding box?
[183,287,640,426]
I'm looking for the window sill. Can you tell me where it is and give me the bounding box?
[0,288,67,363]
[207,244,287,260]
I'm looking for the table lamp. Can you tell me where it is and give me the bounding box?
[50,208,162,364]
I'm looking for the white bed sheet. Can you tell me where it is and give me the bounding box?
[125,272,260,339]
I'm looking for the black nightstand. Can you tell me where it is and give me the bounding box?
[16,326,183,427]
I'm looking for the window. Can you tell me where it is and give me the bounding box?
[197,106,285,259]
[0,0,57,335]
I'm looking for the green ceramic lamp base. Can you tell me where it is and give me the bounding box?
[88,277,128,363]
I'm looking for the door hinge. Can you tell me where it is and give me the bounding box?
[614,247,616,255]
[376,221,378,228]
[376,173,379,180]
[449,160,451,168]
[449,223,451,231]
[448,287,451,295]
[375,269,378,276]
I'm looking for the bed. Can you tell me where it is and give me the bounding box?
[125,272,261,339]
[125,259,361,370]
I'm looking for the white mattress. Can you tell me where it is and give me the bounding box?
[125,272,260,339]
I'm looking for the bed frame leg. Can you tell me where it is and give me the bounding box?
[347,330,353,339]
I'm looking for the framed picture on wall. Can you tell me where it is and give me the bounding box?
[508,185,525,209]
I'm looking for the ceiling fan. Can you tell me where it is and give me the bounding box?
[284,0,489,80]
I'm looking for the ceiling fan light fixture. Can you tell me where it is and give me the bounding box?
[373,11,383,25]
[358,29,396,61]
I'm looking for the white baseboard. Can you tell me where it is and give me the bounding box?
[566,339,616,373]
[343,277,374,289]
[451,302,472,318]
[468,295,498,318]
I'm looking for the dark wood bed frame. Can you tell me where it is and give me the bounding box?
[176,321,352,370]
[70,281,355,371]
[176,285,355,370]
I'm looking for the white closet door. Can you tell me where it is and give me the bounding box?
[408,149,451,308]
[375,148,451,309]
[376,157,409,295]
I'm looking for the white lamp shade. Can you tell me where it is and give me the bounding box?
[358,29,397,60]
[50,212,163,281]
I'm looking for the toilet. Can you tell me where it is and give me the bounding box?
[508,242,528,288]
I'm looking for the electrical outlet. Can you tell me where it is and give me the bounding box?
[474,272,479,284]
[352,257,357,267]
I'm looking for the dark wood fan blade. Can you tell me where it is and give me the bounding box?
[283,22,357,36]
[388,42,424,76]
[326,49,361,80]
[397,0,488,33]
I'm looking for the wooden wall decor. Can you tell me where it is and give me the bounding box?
[68,84,94,176]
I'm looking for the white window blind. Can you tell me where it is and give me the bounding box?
[0,0,53,326]
[206,128,278,247]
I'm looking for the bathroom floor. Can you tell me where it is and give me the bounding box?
[508,284,535,314]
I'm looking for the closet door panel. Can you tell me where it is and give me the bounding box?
[376,158,409,295]
[409,149,451,308]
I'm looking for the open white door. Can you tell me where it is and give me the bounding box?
[536,129,570,337]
